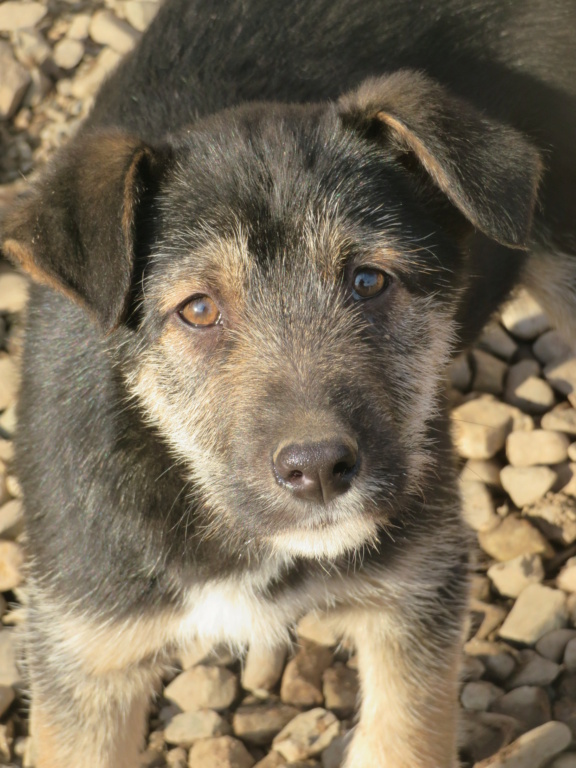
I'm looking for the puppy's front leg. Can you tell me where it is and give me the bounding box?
[334,556,467,768]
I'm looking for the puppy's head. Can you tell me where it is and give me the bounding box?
[2,71,541,560]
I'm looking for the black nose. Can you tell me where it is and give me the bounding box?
[273,439,359,503]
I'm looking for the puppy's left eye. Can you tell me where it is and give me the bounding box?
[352,268,390,299]
[178,295,221,327]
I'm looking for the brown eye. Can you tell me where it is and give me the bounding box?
[352,268,389,299]
[178,295,221,327]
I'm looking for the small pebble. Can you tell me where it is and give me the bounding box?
[499,585,567,645]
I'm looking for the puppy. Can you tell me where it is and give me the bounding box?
[2,0,575,765]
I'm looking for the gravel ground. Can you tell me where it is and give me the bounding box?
[2,2,576,767]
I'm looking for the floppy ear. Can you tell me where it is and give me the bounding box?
[2,130,168,331]
[338,71,543,248]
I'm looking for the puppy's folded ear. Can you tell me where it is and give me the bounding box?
[338,71,542,248]
[2,130,168,332]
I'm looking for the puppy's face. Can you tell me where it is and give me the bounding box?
[123,106,465,559]
[3,73,541,560]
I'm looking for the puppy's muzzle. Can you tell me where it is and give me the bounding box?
[273,438,359,503]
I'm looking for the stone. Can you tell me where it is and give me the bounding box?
[506,651,561,688]
[71,48,123,99]
[461,459,503,488]
[322,663,359,718]
[450,352,472,391]
[253,753,286,768]
[542,405,576,436]
[0,631,20,686]
[0,684,14,718]
[0,541,23,592]
[0,500,23,540]
[474,721,571,768]
[500,467,557,509]
[124,0,160,31]
[321,732,351,768]
[188,736,255,768]
[461,681,504,711]
[462,655,486,682]
[0,1,46,31]
[479,323,518,361]
[499,585,567,645]
[0,355,18,411]
[500,291,551,341]
[478,516,554,562]
[558,559,576,592]
[164,710,231,747]
[552,698,576,740]
[545,356,576,405]
[470,600,508,641]
[535,628,576,661]
[451,400,513,460]
[570,443,576,462]
[504,361,555,415]
[242,645,287,695]
[53,39,84,70]
[556,463,576,497]
[487,554,544,598]
[549,756,576,768]
[525,494,576,545]
[164,665,238,712]
[272,709,340,762]
[67,14,91,39]
[232,702,299,745]
[482,653,517,685]
[533,330,573,365]
[12,27,51,67]
[297,614,339,647]
[506,430,570,467]
[490,686,551,732]
[89,9,141,53]
[280,642,333,708]
[460,711,521,765]
[166,748,187,768]
[0,42,31,120]
[460,480,499,532]
[563,637,576,671]
[472,349,508,394]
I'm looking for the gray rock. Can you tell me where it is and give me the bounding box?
[0,1,47,31]
[563,637,576,671]
[525,494,576,545]
[188,736,255,768]
[164,709,231,747]
[506,430,570,467]
[500,467,557,509]
[233,702,299,745]
[53,39,85,70]
[549,756,576,768]
[462,682,505,712]
[460,480,499,532]
[242,645,287,695]
[164,665,238,712]
[504,361,555,415]
[506,651,561,688]
[490,686,551,732]
[462,655,487,682]
[322,663,358,718]
[553,697,576,741]
[474,721,571,768]
[460,712,521,765]
[482,653,517,685]
[478,516,554,562]
[541,406,576,436]
[533,330,573,365]
[500,292,551,341]
[89,9,141,53]
[450,352,472,391]
[487,554,544,599]
[272,709,340,762]
[461,459,503,488]
[472,349,508,394]
[499,585,567,645]
[479,323,518,361]
[545,356,576,405]
[124,0,160,31]
[280,642,333,708]
[451,400,513,460]
[0,631,20,686]
[321,731,351,768]
[535,628,576,662]
[0,41,31,120]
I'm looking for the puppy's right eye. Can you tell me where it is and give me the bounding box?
[178,295,221,327]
